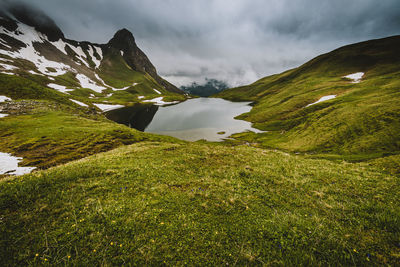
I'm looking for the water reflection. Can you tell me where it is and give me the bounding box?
[106,98,262,141]
[105,104,158,131]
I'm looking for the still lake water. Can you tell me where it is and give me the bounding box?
[106,98,261,141]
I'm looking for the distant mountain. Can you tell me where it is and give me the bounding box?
[181,78,228,97]
[0,3,184,110]
[216,35,400,157]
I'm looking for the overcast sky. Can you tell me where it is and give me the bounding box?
[5,0,400,86]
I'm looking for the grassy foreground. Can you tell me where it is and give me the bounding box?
[1,141,399,265]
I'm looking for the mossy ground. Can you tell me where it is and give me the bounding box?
[1,142,399,265]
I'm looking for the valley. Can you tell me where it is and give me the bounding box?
[0,2,399,266]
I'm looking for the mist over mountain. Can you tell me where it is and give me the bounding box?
[180,78,228,97]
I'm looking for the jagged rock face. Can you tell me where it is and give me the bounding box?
[107,29,158,79]
[107,29,181,93]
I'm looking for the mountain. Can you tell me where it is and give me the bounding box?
[180,78,228,97]
[0,3,185,111]
[0,3,186,170]
[216,35,400,159]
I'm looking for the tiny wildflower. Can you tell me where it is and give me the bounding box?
[160,222,164,225]
[35,253,39,257]
[110,242,114,246]
[44,258,48,261]
[93,249,96,253]
[353,248,358,253]
[67,255,71,259]
[120,244,123,248]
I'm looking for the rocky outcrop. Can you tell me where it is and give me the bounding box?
[106,29,182,94]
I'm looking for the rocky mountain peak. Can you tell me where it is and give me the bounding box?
[107,28,137,52]
[113,29,135,43]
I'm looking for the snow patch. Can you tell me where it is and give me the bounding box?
[0,72,14,75]
[51,39,68,55]
[112,86,130,91]
[138,96,145,99]
[88,45,101,68]
[94,46,103,60]
[344,72,364,83]
[94,73,107,85]
[47,83,74,94]
[153,88,162,94]
[0,39,11,49]
[93,103,124,112]
[0,113,8,118]
[0,152,36,176]
[69,99,88,107]
[0,96,12,102]
[28,70,44,76]
[120,50,124,56]
[67,43,89,67]
[306,95,336,107]
[0,58,13,63]
[143,97,179,106]
[76,74,106,93]
[0,63,17,70]
[0,23,72,76]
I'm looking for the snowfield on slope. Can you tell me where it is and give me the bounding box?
[306,95,336,107]
[76,74,106,92]
[47,83,74,94]
[344,72,364,83]
[69,99,88,107]
[0,152,36,176]
[88,45,102,68]
[0,23,72,76]
[67,44,90,67]
[0,96,11,102]
[143,97,179,106]
[93,103,124,111]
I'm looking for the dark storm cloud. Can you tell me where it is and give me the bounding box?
[3,0,400,86]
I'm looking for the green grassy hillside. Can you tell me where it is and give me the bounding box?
[0,77,180,171]
[216,36,400,159]
[1,141,399,265]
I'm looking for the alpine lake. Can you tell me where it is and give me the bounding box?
[105,98,262,141]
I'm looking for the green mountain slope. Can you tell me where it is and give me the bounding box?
[0,4,186,170]
[216,36,400,158]
[0,4,185,111]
